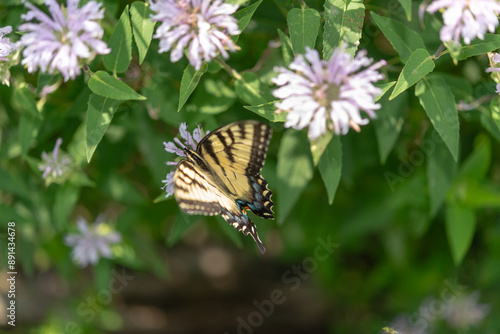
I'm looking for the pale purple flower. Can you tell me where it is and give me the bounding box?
[150,0,241,70]
[486,52,500,92]
[0,26,18,86]
[427,0,500,45]
[19,0,110,81]
[64,215,122,267]
[272,47,386,140]
[442,291,490,329]
[162,123,204,197]
[0,26,17,61]
[39,138,72,183]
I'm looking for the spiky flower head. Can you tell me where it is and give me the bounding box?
[19,0,110,81]
[64,215,122,267]
[162,123,205,197]
[150,0,241,70]
[427,0,500,45]
[272,47,386,140]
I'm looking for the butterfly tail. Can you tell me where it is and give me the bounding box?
[221,209,266,254]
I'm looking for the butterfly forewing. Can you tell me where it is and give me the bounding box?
[173,160,222,216]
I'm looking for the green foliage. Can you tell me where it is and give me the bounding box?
[2,0,500,332]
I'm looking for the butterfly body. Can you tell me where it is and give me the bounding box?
[173,120,274,253]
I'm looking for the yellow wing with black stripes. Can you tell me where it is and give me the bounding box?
[173,120,274,253]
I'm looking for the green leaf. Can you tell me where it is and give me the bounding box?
[458,34,500,60]
[277,29,294,66]
[370,12,425,63]
[88,71,146,100]
[445,203,476,265]
[318,135,342,204]
[167,212,195,247]
[490,97,500,132]
[277,130,314,223]
[217,216,244,249]
[178,63,208,112]
[130,1,155,65]
[456,135,490,182]
[415,76,460,161]
[103,5,132,74]
[426,129,458,218]
[53,184,80,231]
[390,48,435,100]
[287,7,321,55]
[396,0,412,21]
[323,0,365,59]
[244,103,287,122]
[234,0,262,37]
[310,130,334,166]
[375,81,396,101]
[189,79,236,114]
[15,84,42,155]
[235,72,274,106]
[373,91,407,164]
[445,41,462,65]
[86,94,120,162]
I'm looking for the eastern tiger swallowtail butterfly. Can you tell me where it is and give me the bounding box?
[173,120,274,253]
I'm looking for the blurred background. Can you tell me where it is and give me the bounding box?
[1,0,499,333]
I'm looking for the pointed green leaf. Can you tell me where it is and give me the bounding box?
[217,216,244,249]
[458,34,500,60]
[178,63,208,112]
[88,71,145,100]
[244,103,287,122]
[318,135,342,204]
[277,130,314,223]
[234,0,262,36]
[130,1,155,64]
[323,0,365,59]
[53,184,80,231]
[390,48,435,99]
[375,81,396,101]
[374,91,407,164]
[445,203,476,265]
[396,0,412,21]
[370,12,425,63]
[415,76,459,161]
[86,94,120,162]
[426,129,458,218]
[14,84,42,155]
[287,8,320,55]
[235,72,274,106]
[310,130,334,166]
[490,97,500,132]
[103,5,132,74]
[457,135,490,182]
[278,29,293,66]
[167,212,195,247]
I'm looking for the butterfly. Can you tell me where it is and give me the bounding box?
[173,120,274,253]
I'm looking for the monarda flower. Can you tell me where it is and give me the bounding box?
[427,0,500,45]
[150,0,240,70]
[19,0,110,81]
[64,215,122,267]
[272,47,386,140]
[162,123,204,197]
